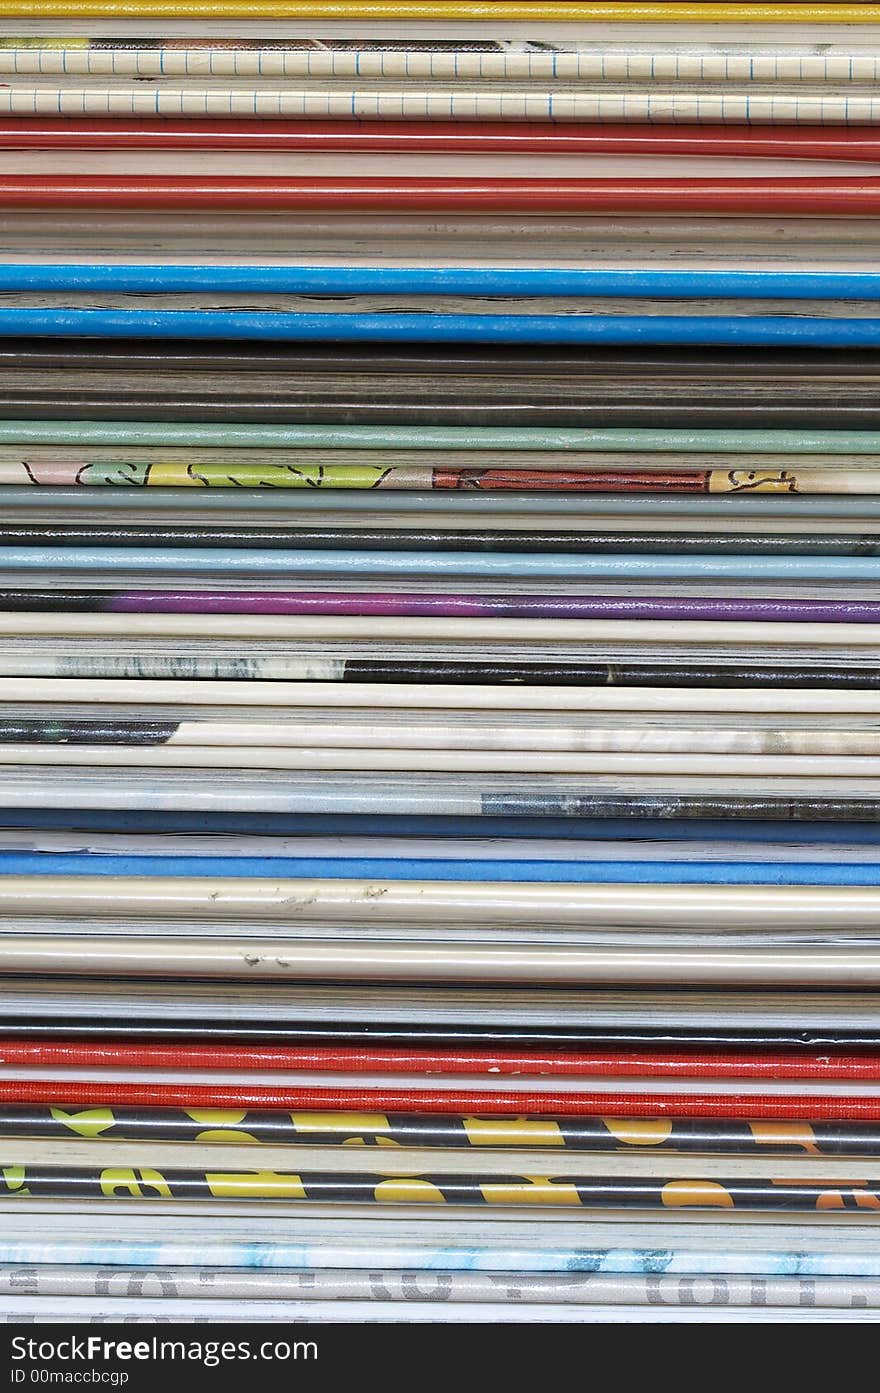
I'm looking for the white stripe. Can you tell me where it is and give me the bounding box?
[0,746,878,775]
[1,85,879,121]
[0,612,879,645]
[0,677,878,711]
[0,875,876,925]
[0,935,879,984]
[3,47,879,82]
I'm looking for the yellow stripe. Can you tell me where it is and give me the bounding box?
[0,35,91,43]
[0,3,876,22]
[145,461,201,487]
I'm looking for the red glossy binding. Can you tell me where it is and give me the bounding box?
[2,1040,880,1080]
[0,121,879,160]
[0,1079,877,1119]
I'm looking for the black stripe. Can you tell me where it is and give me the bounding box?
[481,794,880,819]
[0,812,874,836]
[3,526,879,555]
[0,591,115,612]
[4,390,880,427]
[1,340,879,375]
[342,661,880,688]
[0,720,179,744]
[0,1020,877,1048]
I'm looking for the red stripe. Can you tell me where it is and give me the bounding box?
[0,121,879,161]
[3,1040,880,1080]
[0,174,878,212]
[0,1079,876,1119]
[432,470,710,493]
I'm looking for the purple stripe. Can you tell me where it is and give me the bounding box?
[109,591,880,622]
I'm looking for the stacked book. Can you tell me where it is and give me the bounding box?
[0,0,878,1324]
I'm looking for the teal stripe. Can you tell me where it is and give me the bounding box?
[0,421,879,451]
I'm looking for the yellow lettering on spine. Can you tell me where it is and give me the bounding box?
[816,1189,880,1211]
[463,1118,564,1147]
[291,1111,392,1135]
[372,1178,447,1203]
[195,1130,261,1144]
[749,1122,820,1154]
[99,1168,173,1198]
[205,1171,307,1199]
[184,1109,259,1143]
[184,1109,249,1124]
[339,1136,403,1147]
[480,1177,581,1206]
[661,1181,735,1208]
[2,1165,29,1195]
[600,1118,674,1146]
[49,1106,116,1138]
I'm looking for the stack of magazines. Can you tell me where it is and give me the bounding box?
[0,0,878,1325]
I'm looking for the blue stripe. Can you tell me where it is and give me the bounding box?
[0,488,878,518]
[0,422,873,449]
[3,264,880,299]
[0,309,879,345]
[2,850,880,884]
[6,545,880,578]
